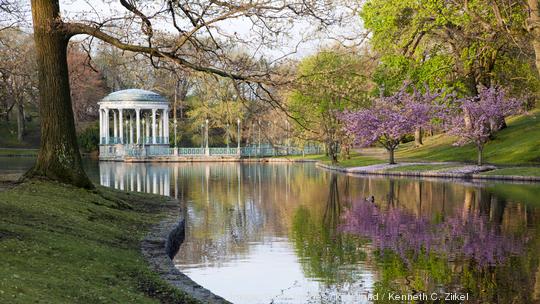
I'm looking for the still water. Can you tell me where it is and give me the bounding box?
[2,158,540,303]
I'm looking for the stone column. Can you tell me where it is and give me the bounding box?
[129,113,133,144]
[118,109,123,144]
[104,108,110,144]
[145,115,150,143]
[163,109,169,143]
[136,108,140,144]
[152,109,157,144]
[158,113,163,143]
[99,108,103,144]
[113,110,118,141]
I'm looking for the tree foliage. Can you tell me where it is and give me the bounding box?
[288,49,373,163]
[362,0,539,99]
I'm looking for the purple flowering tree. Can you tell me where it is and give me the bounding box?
[442,87,522,166]
[341,86,434,164]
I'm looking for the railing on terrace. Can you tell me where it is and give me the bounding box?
[118,145,321,158]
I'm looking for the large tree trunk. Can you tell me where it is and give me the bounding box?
[27,0,92,188]
[528,0,540,76]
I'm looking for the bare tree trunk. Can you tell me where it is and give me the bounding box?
[529,0,540,76]
[477,146,484,166]
[414,127,423,146]
[388,148,395,164]
[16,98,24,142]
[26,0,92,188]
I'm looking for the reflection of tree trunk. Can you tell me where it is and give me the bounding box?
[387,179,396,207]
[477,189,491,216]
[323,174,341,229]
[344,175,350,206]
[414,181,422,216]
[489,196,506,227]
[462,188,474,219]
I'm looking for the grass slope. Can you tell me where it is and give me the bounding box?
[480,167,540,176]
[330,154,385,167]
[396,110,540,165]
[0,181,197,304]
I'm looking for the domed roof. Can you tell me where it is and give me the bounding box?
[102,89,167,103]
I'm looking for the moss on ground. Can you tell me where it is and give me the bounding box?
[0,180,198,304]
[395,110,540,165]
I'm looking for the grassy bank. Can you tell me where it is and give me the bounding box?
[0,148,38,156]
[384,164,460,172]
[282,153,384,167]
[0,180,197,304]
[396,111,540,165]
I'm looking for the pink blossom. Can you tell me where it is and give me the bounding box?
[440,86,522,165]
[340,84,438,163]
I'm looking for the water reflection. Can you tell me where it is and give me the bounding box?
[99,162,172,195]
[92,161,540,303]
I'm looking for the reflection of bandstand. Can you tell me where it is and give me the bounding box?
[98,89,321,162]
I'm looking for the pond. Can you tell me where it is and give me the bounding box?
[2,157,540,303]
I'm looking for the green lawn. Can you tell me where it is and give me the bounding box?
[395,110,540,165]
[480,167,540,177]
[322,153,385,168]
[384,164,460,172]
[274,154,327,161]
[0,181,197,304]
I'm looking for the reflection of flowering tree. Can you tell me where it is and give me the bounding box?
[341,199,525,268]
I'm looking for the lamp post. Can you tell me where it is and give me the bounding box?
[226,123,230,149]
[286,119,290,155]
[173,118,177,148]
